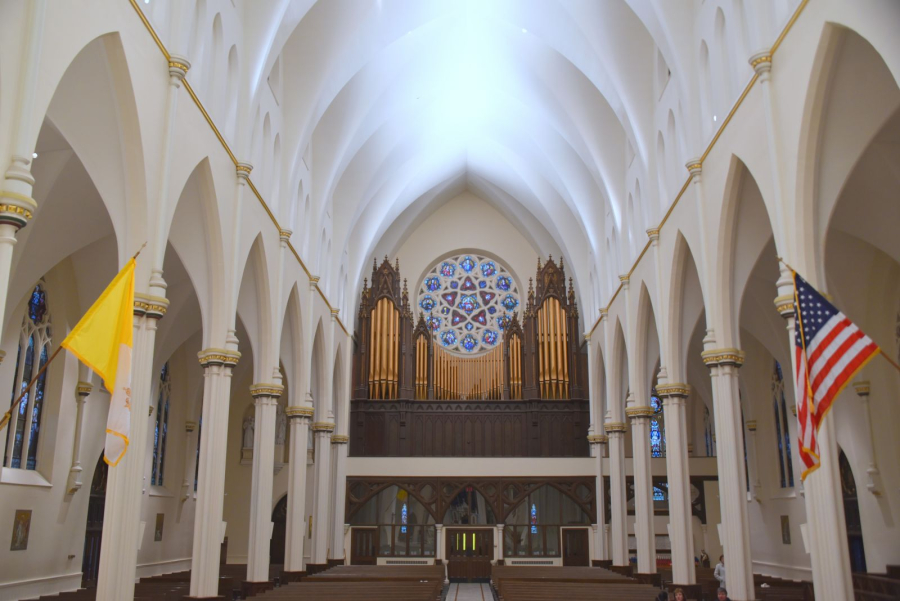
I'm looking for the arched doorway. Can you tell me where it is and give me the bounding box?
[82,455,108,587]
[270,495,288,565]
[839,450,867,573]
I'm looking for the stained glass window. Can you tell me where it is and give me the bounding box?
[649,392,666,458]
[151,363,171,486]
[530,503,538,534]
[401,503,408,533]
[704,406,715,457]
[772,361,794,488]
[4,284,52,471]
[417,254,520,354]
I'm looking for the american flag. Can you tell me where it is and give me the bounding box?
[793,272,879,479]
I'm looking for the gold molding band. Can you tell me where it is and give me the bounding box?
[0,203,34,221]
[134,292,169,318]
[250,383,284,398]
[168,60,190,72]
[587,434,609,444]
[285,406,315,418]
[852,381,870,396]
[790,405,797,416]
[312,421,336,433]
[185,420,198,432]
[198,348,241,367]
[76,381,93,395]
[774,294,794,317]
[331,434,349,444]
[746,420,757,431]
[604,421,627,433]
[646,228,660,239]
[701,348,745,367]
[656,383,690,397]
[750,54,772,68]
[625,406,655,419]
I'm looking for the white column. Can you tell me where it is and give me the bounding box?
[852,382,881,495]
[284,405,313,578]
[606,423,628,566]
[181,420,199,501]
[246,383,284,584]
[95,302,167,600]
[627,400,656,575]
[189,349,241,599]
[496,524,504,563]
[0,0,45,345]
[657,385,695,585]
[65,379,92,494]
[774,272,854,600]
[329,433,349,563]
[310,421,335,566]
[702,348,754,600]
[745,420,762,501]
[589,434,608,561]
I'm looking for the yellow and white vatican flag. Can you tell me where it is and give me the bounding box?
[61,258,135,466]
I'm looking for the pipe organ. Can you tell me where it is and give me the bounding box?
[353,255,587,402]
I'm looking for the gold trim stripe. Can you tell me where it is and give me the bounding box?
[656,383,690,397]
[587,434,608,444]
[331,434,349,444]
[312,421,336,432]
[625,406,655,419]
[604,421,627,433]
[584,0,810,339]
[701,348,745,367]
[285,406,315,418]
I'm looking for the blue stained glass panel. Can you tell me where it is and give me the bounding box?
[460,277,477,291]
[461,334,478,352]
[440,331,457,347]
[419,295,436,312]
[440,262,456,278]
[479,280,487,289]
[472,310,487,326]
[480,262,497,277]
[496,276,511,291]
[488,307,497,315]
[28,286,47,325]
[460,256,476,273]
[531,504,537,534]
[501,294,519,312]
[425,277,441,292]
[482,330,498,346]
[450,281,459,289]
[465,323,473,331]
[459,294,478,314]
[426,316,442,331]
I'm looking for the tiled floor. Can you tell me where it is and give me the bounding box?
[447,582,489,601]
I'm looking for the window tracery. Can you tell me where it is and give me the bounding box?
[649,392,666,458]
[4,284,52,470]
[772,360,794,488]
[151,363,171,486]
[417,254,519,354]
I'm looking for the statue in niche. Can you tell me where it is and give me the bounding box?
[242,415,255,449]
[275,408,287,445]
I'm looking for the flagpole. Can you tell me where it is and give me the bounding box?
[0,346,63,432]
[0,243,147,433]
[777,256,900,375]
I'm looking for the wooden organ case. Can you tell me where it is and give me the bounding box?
[350,256,589,458]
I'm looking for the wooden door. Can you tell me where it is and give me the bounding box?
[270,495,287,564]
[562,528,590,566]
[350,527,378,565]
[446,529,493,582]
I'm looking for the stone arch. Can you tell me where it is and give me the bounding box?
[236,234,274,380]
[666,231,707,382]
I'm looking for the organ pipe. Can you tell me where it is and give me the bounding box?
[431,346,504,400]
[368,297,400,399]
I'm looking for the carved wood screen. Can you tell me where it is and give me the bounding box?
[347,477,597,526]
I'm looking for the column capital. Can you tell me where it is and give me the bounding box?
[309,276,320,291]
[76,381,93,396]
[285,405,315,419]
[279,229,293,243]
[745,420,757,432]
[167,55,191,81]
[701,347,744,367]
[646,228,660,243]
[604,421,627,433]
[134,293,169,319]
[311,421,336,433]
[749,50,772,77]
[250,383,284,399]
[236,162,253,180]
[0,188,37,229]
[588,434,609,445]
[685,158,703,179]
[774,294,795,318]
[331,308,340,319]
[618,274,630,285]
[853,381,870,397]
[599,308,608,321]
[583,329,592,341]
[185,420,198,432]
[330,434,349,444]
[625,406,654,420]
[198,347,241,367]
[655,383,690,398]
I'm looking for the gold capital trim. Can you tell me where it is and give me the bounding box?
[134,293,169,318]
[701,348,745,367]
[0,203,34,221]
[185,420,198,432]
[774,295,794,317]
[76,382,93,395]
[656,383,690,397]
[331,434,349,444]
[587,434,609,444]
[250,383,284,398]
[285,406,315,418]
[626,406,655,419]
[646,228,660,240]
[750,54,772,68]
[853,381,870,396]
[746,420,757,431]
[198,348,241,367]
[604,421,627,433]
[312,421,336,432]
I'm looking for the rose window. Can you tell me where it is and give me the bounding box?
[417,254,520,354]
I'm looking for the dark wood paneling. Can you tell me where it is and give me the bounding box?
[349,400,589,458]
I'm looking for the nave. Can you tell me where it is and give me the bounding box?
[1,1,899,601]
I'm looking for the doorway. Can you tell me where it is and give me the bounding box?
[446,528,492,582]
[839,449,867,573]
[270,495,288,565]
[81,455,108,587]
[562,528,590,566]
[350,527,378,565]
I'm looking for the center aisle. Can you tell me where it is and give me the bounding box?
[448,582,490,601]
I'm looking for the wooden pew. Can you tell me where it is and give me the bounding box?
[254,580,442,601]
[495,581,660,601]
